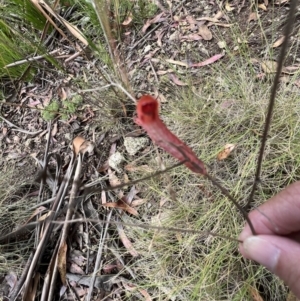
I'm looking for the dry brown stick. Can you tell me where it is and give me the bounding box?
[4,49,60,68]
[246,0,298,208]
[86,211,113,301]
[23,217,242,243]
[22,156,76,299]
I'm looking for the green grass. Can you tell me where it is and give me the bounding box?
[0,157,36,276]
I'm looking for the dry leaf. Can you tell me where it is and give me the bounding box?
[131,198,147,207]
[69,263,85,275]
[186,16,198,31]
[169,73,188,86]
[191,53,224,67]
[197,16,219,22]
[38,211,52,221]
[122,15,132,25]
[279,75,290,83]
[116,223,139,257]
[207,22,233,28]
[249,286,265,301]
[186,15,198,30]
[31,0,88,46]
[261,60,278,73]
[248,12,258,22]
[26,206,48,223]
[181,33,202,41]
[214,11,224,20]
[157,70,172,75]
[123,282,152,301]
[24,273,40,301]
[72,136,94,156]
[282,65,300,74]
[198,25,212,40]
[258,3,267,10]
[58,241,68,285]
[217,144,235,160]
[108,168,122,187]
[142,12,165,33]
[103,199,139,216]
[51,122,58,137]
[166,59,189,67]
[273,36,285,48]
[72,136,85,155]
[60,87,67,101]
[225,2,235,11]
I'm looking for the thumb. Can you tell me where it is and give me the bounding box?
[241,235,300,298]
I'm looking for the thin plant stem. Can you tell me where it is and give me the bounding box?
[246,0,298,208]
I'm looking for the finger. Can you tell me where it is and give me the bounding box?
[240,181,300,241]
[240,235,300,298]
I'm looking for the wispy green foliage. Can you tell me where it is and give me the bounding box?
[42,99,60,121]
[41,95,83,121]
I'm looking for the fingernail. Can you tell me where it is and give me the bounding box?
[243,236,280,272]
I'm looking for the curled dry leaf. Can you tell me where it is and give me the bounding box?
[198,25,212,40]
[214,11,224,20]
[191,53,224,67]
[103,199,139,216]
[142,12,165,33]
[26,206,48,223]
[58,241,68,285]
[73,136,85,155]
[38,211,52,221]
[116,223,139,257]
[166,59,189,67]
[248,12,258,22]
[123,282,152,301]
[217,144,235,161]
[248,286,265,301]
[273,36,285,48]
[72,136,94,156]
[282,65,300,74]
[258,3,267,10]
[225,2,235,11]
[261,60,278,73]
[108,168,122,187]
[122,14,132,26]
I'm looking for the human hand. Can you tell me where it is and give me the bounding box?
[239,181,300,297]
